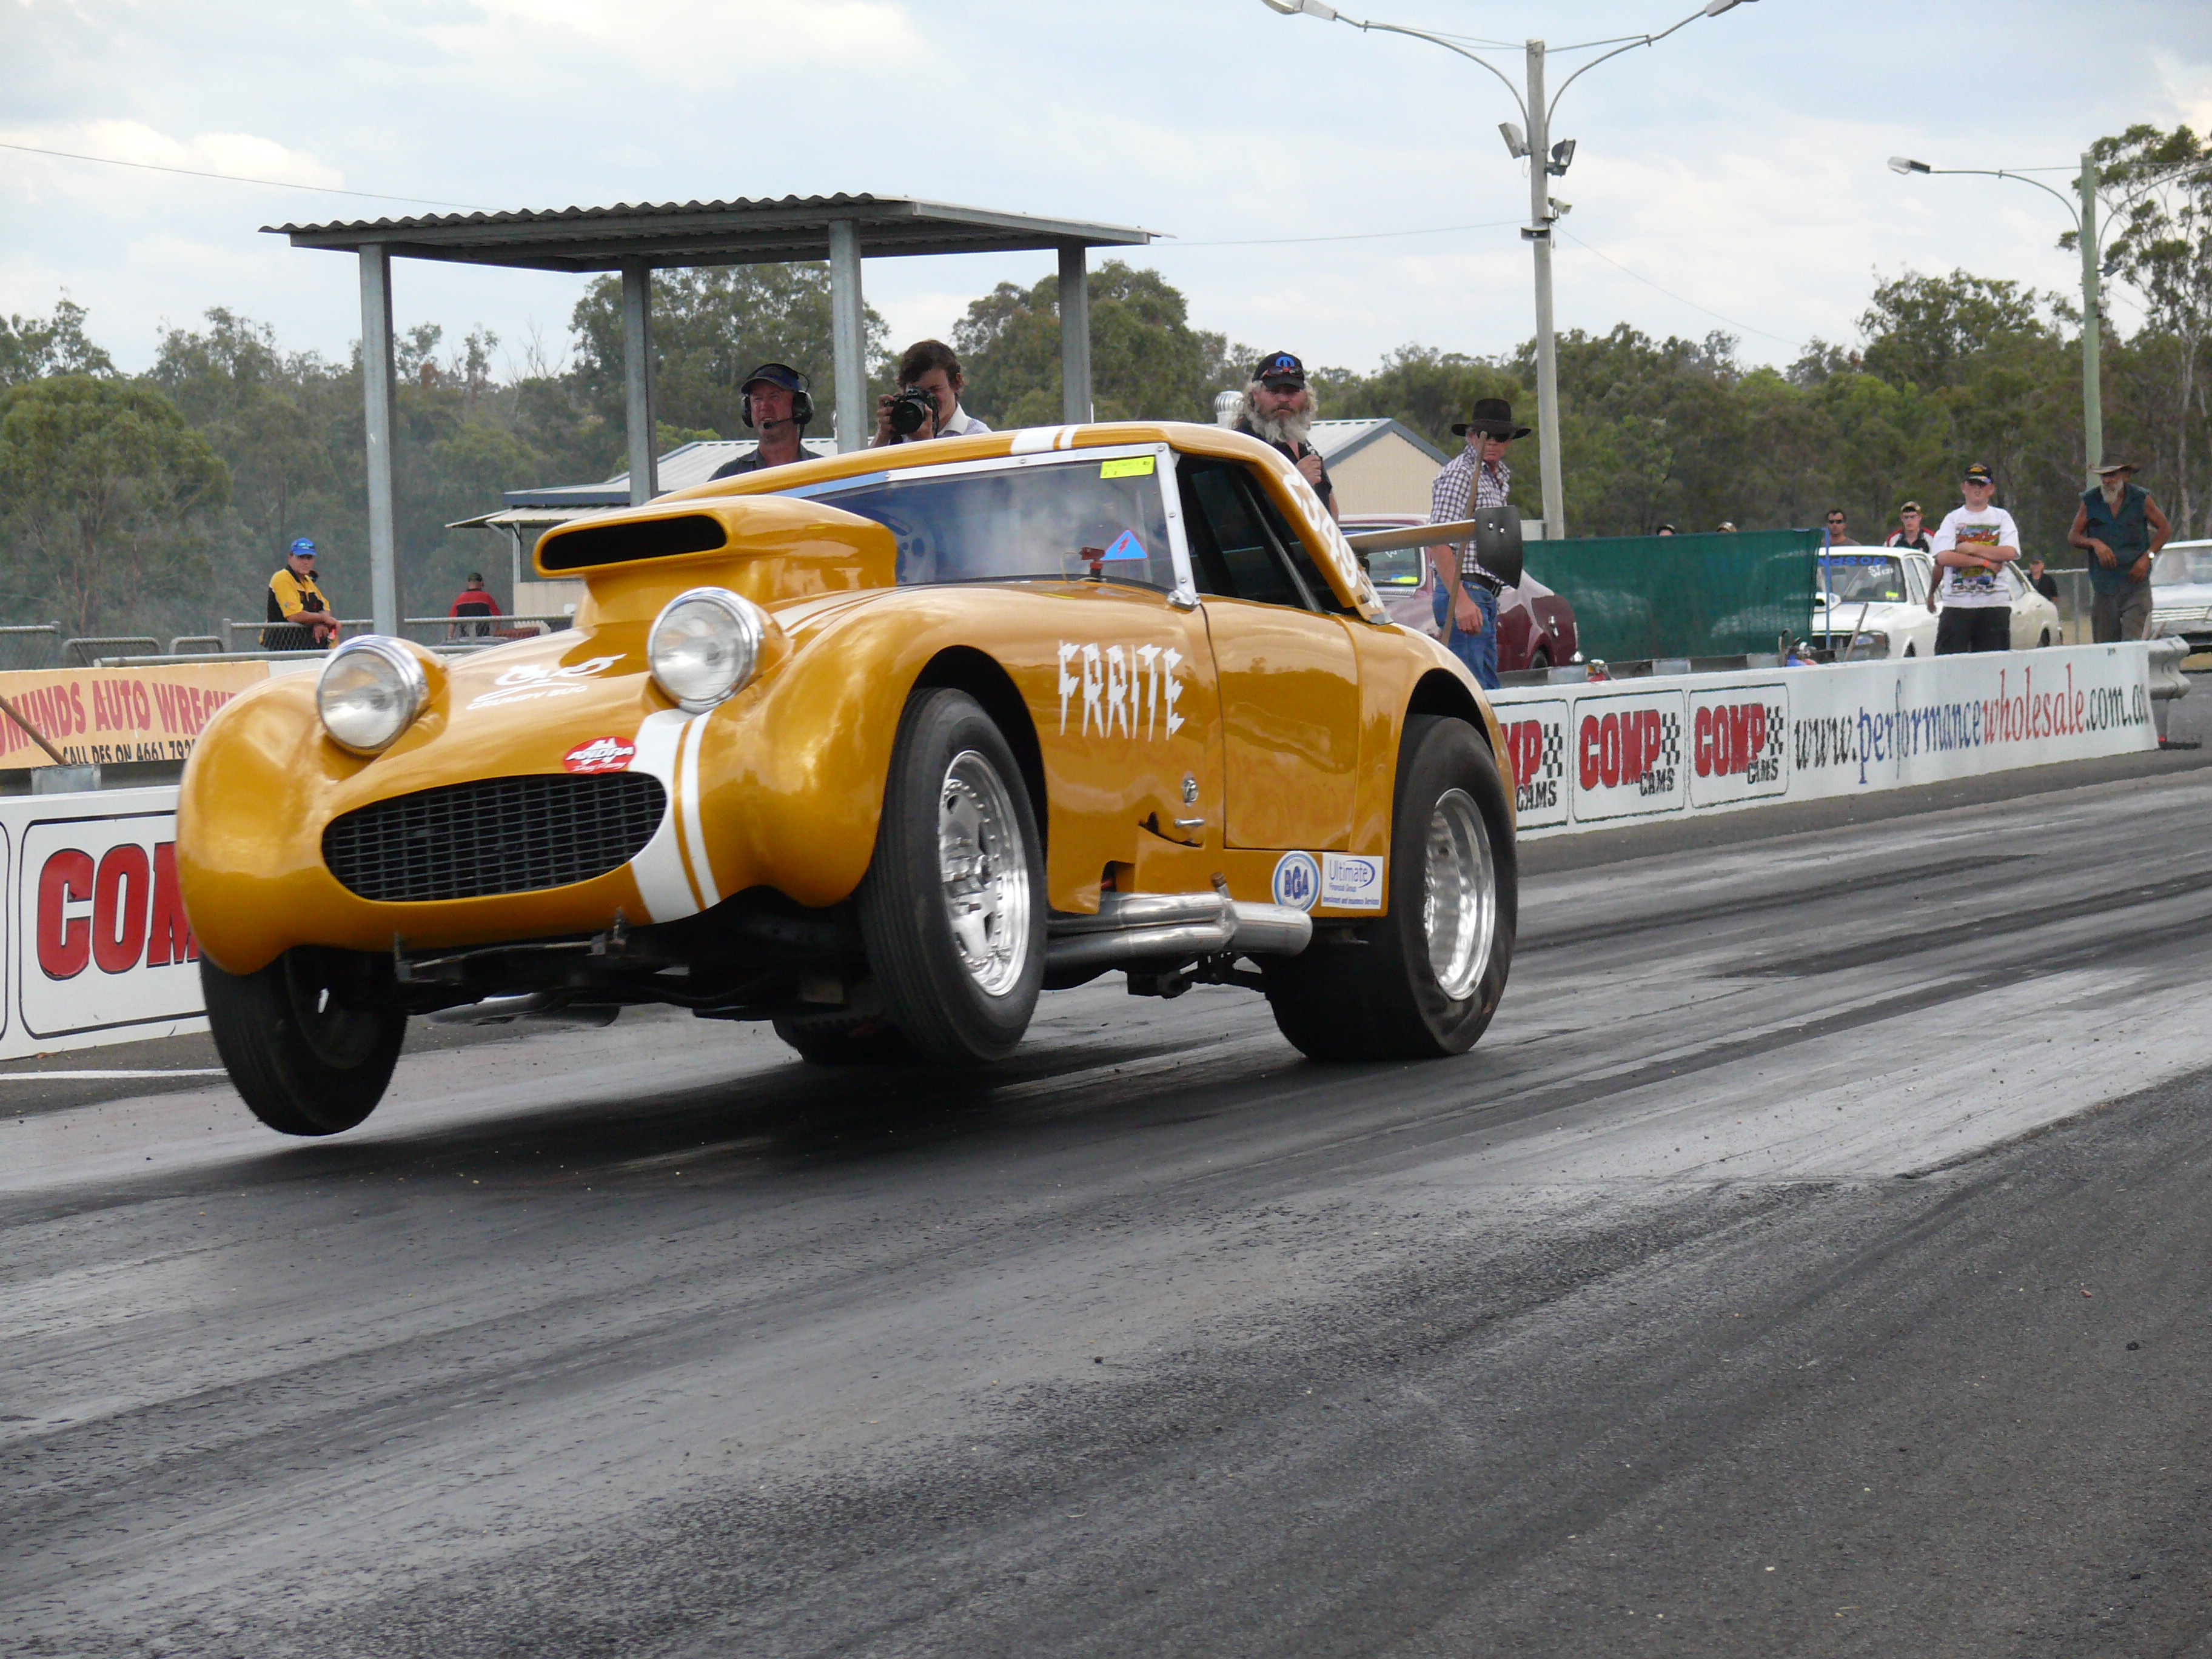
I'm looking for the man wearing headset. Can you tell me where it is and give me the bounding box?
[710,363,814,478]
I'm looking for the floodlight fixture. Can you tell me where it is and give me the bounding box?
[1548,138,1577,176]
[1257,0,1338,16]
[1500,121,1530,159]
[1889,156,1931,175]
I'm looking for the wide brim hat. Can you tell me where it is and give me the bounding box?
[2094,458,2139,475]
[1452,397,1533,439]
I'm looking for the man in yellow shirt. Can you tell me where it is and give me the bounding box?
[264,538,338,651]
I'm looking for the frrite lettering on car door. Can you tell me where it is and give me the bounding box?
[1056,640,1185,739]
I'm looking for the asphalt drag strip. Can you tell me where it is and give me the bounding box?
[7,759,2212,1656]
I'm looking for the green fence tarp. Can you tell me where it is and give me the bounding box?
[1523,528,1820,662]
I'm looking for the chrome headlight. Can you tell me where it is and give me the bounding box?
[1842,631,1891,661]
[648,587,764,711]
[317,636,428,754]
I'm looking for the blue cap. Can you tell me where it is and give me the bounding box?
[289,537,318,558]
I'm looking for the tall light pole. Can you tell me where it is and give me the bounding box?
[1889,153,2110,481]
[1258,0,1756,540]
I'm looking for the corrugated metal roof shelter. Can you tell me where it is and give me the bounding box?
[270,194,1155,632]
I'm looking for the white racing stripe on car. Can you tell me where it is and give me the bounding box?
[1008,426,1074,454]
[678,712,718,908]
[626,710,703,923]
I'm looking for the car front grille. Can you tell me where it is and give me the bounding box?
[323,773,667,903]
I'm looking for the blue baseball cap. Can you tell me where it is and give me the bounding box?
[289,537,318,558]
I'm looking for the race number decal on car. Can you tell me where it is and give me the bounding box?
[562,736,637,775]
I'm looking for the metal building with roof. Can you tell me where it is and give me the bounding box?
[270,193,1155,634]
[1306,419,1452,517]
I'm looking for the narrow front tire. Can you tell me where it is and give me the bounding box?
[202,948,405,1136]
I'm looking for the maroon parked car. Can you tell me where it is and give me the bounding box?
[1344,514,1579,672]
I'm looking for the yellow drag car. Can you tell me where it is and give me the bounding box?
[178,423,1518,1136]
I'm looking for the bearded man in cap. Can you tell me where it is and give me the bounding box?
[1234,351,1336,521]
[1423,397,1531,690]
[2069,459,2171,642]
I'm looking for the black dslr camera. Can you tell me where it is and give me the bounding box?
[886,384,940,436]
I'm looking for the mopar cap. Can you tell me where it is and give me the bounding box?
[1253,350,1306,387]
[1963,463,1994,485]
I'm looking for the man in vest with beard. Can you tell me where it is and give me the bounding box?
[2069,460,2171,642]
[1233,351,1336,521]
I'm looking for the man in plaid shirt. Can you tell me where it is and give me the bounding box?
[1424,397,1530,690]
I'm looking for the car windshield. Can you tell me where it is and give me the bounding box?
[2154,546,2212,585]
[1820,554,1910,604]
[1363,543,1426,586]
[790,454,1176,590]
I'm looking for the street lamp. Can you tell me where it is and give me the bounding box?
[1258,0,1757,539]
[1889,152,2196,483]
[1890,153,2108,480]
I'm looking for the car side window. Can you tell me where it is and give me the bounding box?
[1178,458,1349,613]
[800,457,1176,590]
[1244,482,1353,616]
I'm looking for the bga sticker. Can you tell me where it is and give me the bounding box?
[563,735,637,775]
[1272,850,1321,912]
[1321,852,1384,911]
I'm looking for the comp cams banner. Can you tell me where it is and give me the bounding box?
[0,786,205,1060]
[1490,643,2157,839]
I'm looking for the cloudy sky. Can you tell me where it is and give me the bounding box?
[5,0,2210,383]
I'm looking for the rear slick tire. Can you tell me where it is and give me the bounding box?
[857,689,1045,1065]
[201,948,406,1136]
[1265,714,1516,1061]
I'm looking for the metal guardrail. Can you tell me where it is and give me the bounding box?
[0,623,62,669]
[65,635,160,667]
[168,635,224,655]
[220,615,571,650]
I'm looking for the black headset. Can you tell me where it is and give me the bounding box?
[742,364,814,430]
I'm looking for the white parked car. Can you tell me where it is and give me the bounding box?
[2151,540,2212,652]
[1812,548,2060,657]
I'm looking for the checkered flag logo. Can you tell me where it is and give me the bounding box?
[1763,703,1785,762]
[1541,723,1565,780]
[1657,711,1683,769]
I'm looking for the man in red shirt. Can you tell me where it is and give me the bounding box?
[447,572,504,637]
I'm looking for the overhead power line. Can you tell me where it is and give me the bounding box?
[0,140,481,210]
[1559,229,1799,347]
[1165,218,1523,247]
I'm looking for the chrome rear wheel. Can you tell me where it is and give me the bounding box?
[1423,787,1496,1001]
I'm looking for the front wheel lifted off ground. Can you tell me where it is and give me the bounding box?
[202,948,407,1135]
[1265,713,1515,1061]
[856,688,1045,1065]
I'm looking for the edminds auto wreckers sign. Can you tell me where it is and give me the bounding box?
[1,789,204,1058]
[1569,688,1686,823]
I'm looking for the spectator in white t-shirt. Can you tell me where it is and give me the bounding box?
[1929,463,2021,654]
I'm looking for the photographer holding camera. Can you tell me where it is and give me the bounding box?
[872,340,991,446]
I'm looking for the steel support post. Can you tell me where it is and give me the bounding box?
[620,260,658,505]
[2078,153,2103,481]
[1058,243,1093,424]
[1524,38,1565,540]
[357,244,401,636]
[828,220,867,453]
